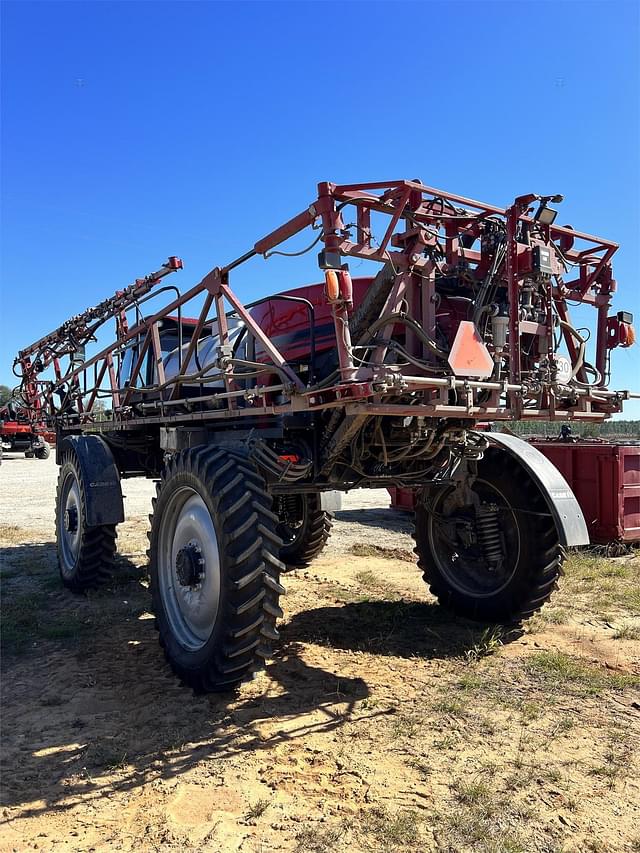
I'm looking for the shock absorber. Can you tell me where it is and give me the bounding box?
[475,503,503,571]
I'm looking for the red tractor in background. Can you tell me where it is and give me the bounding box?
[14,179,637,692]
[0,399,53,461]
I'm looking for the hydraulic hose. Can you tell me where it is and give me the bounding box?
[360,312,449,362]
[557,320,603,388]
[557,320,586,379]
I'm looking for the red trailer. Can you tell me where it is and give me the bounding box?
[389,440,640,546]
[529,440,640,545]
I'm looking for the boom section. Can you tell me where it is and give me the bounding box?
[14,179,634,434]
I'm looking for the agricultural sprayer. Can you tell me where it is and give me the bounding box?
[14,179,636,690]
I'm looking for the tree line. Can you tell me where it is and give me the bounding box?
[505,419,640,438]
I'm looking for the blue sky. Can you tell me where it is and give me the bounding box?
[1,0,639,415]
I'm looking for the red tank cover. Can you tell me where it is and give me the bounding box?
[248,281,468,364]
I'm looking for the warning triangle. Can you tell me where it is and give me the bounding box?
[447,321,495,378]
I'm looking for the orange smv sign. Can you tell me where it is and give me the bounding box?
[447,321,495,378]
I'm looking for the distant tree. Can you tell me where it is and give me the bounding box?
[0,385,12,406]
[504,418,640,439]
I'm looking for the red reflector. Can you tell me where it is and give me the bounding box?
[338,269,353,304]
[448,321,494,378]
[278,454,300,463]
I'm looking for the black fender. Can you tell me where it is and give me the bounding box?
[58,435,124,527]
[485,433,588,547]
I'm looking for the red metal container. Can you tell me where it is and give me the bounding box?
[387,486,417,512]
[389,441,640,545]
[529,441,640,544]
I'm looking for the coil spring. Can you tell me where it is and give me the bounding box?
[476,504,503,570]
[275,494,302,524]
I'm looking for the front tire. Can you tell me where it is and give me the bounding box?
[148,446,285,692]
[55,450,117,592]
[414,449,563,623]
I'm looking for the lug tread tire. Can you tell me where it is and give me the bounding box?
[279,494,333,571]
[35,441,51,460]
[55,450,117,592]
[148,446,284,693]
[414,450,564,624]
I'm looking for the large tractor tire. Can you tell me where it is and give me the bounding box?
[276,494,333,570]
[148,446,285,692]
[414,448,563,624]
[55,448,118,592]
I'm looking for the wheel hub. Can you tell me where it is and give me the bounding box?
[175,543,205,587]
[64,505,78,534]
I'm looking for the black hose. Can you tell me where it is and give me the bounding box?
[360,313,449,362]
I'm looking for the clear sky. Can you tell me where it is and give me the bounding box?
[1,0,639,415]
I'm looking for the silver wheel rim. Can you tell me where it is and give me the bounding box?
[158,486,221,651]
[59,469,82,575]
[427,480,521,598]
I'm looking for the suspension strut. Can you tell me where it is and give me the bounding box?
[475,504,503,571]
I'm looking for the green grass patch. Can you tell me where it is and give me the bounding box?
[464,625,504,662]
[432,697,466,716]
[358,806,423,852]
[562,555,640,615]
[294,826,344,853]
[1,589,89,653]
[441,777,525,853]
[525,651,639,694]
[613,622,640,640]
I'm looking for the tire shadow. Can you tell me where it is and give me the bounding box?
[0,540,372,821]
[0,538,515,825]
[334,507,414,535]
[282,598,516,660]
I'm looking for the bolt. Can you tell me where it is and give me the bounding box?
[175,543,205,587]
[64,506,78,534]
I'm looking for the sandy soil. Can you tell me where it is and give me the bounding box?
[1,454,639,852]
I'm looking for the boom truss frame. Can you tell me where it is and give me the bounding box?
[15,179,632,434]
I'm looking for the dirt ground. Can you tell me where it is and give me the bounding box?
[1,454,639,853]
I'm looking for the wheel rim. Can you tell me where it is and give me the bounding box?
[59,469,82,575]
[157,486,221,651]
[427,479,521,598]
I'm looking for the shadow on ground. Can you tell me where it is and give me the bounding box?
[334,507,414,535]
[0,538,507,824]
[283,599,510,659]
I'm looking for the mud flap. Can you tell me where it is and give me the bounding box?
[319,491,342,513]
[485,433,589,547]
[58,435,124,527]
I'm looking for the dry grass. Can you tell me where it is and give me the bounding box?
[350,542,415,562]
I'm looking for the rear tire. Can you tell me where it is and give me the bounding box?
[414,449,563,623]
[55,450,117,592]
[276,494,333,570]
[35,441,50,460]
[148,446,285,692]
